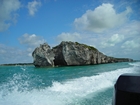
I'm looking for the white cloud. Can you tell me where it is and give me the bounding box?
[119,38,140,59]
[19,33,45,47]
[74,3,132,33]
[97,20,140,59]
[27,0,41,16]
[0,0,21,31]
[0,33,46,64]
[121,40,140,49]
[101,34,124,48]
[19,33,46,58]
[57,32,82,42]
[0,43,32,64]
[117,20,140,37]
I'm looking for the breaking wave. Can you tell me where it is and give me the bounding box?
[0,62,139,105]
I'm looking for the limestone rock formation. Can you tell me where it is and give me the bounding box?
[32,43,55,67]
[53,41,105,65]
[32,41,133,67]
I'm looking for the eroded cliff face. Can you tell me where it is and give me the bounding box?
[32,43,55,67]
[32,41,133,67]
[53,41,107,66]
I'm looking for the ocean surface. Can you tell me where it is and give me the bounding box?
[0,62,140,105]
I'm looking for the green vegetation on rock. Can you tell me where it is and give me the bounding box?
[75,42,97,51]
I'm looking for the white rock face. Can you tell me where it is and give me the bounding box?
[32,43,55,67]
[32,41,133,67]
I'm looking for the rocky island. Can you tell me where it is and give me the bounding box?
[32,41,133,67]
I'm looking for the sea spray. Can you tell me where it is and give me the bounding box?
[0,62,139,105]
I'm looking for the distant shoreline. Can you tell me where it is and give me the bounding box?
[0,60,139,67]
[0,63,33,66]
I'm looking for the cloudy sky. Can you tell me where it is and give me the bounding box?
[0,0,140,64]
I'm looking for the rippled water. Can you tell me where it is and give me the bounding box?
[0,62,139,105]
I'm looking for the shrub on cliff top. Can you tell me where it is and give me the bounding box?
[75,42,97,51]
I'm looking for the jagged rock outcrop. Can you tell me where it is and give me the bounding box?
[32,41,133,67]
[32,43,55,67]
[53,41,106,66]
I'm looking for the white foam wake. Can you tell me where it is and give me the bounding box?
[129,62,140,67]
[0,65,138,105]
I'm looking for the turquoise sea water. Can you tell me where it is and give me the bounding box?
[0,62,140,105]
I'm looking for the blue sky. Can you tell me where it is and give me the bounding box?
[0,0,140,64]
